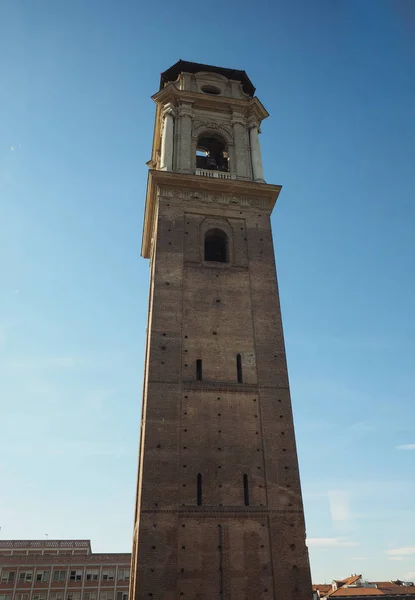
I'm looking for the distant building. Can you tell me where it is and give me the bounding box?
[0,540,130,600]
[313,574,415,599]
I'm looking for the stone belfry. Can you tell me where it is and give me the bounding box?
[130,60,312,600]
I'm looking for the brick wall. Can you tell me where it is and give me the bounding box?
[131,187,312,600]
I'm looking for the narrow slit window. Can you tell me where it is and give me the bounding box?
[196,359,202,381]
[243,473,249,506]
[197,473,202,506]
[236,353,243,383]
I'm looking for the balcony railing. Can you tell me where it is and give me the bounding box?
[195,168,236,180]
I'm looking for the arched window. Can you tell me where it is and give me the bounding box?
[204,229,228,263]
[196,134,229,172]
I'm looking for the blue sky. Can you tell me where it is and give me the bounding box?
[1,0,415,584]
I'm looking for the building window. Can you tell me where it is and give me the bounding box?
[196,359,202,381]
[201,85,221,95]
[0,571,15,584]
[36,571,50,583]
[236,353,243,383]
[117,569,130,581]
[197,473,203,506]
[50,594,64,600]
[33,594,47,600]
[0,595,12,600]
[243,473,250,506]
[69,570,83,582]
[99,594,113,600]
[101,570,114,582]
[204,229,228,263]
[52,570,67,583]
[67,594,81,600]
[116,593,128,600]
[18,572,33,583]
[85,570,98,582]
[15,595,29,600]
[83,593,97,600]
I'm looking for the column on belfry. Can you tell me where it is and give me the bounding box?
[177,103,194,172]
[160,104,175,171]
[232,112,250,178]
[249,118,265,182]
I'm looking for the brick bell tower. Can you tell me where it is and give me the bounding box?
[130,60,312,600]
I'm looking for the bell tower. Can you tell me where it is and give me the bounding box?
[130,60,312,600]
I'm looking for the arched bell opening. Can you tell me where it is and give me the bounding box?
[196,134,229,172]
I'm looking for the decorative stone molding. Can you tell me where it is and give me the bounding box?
[178,102,194,118]
[248,115,260,130]
[160,102,177,119]
[158,186,272,209]
[192,121,233,143]
[231,111,246,127]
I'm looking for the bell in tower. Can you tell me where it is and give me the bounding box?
[131,60,313,600]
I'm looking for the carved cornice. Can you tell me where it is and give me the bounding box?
[152,83,269,123]
[159,186,272,209]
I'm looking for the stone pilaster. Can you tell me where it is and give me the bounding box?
[232,111,250,178]
[248,117,265,182]
[160,103,176,171]
[177,102,194,173]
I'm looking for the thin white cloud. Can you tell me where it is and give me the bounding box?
[387,547,415,556]
[328,490,352,522]
[307,537,358,548]
[351,557,370,561]
[396,444,415,450]
[389,557,405,561]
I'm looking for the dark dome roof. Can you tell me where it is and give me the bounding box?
[160,60,256,97]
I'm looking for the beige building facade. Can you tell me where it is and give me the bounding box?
[131,60,312,600]
[0,540,130,600]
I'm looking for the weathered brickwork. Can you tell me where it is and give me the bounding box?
[131,61,312,600]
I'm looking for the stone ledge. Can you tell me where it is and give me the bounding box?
[141,507,303,516]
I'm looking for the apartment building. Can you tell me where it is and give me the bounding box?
[0,540,130,600]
